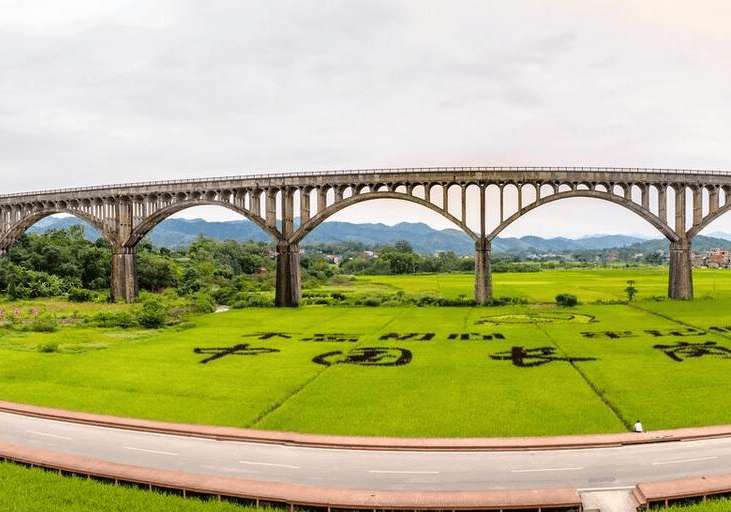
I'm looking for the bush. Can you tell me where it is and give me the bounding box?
[30,314,59,332]
[137,298,168,328]
[555,293,578,306]
[192,292,217,314]
[231,292,273,308]
[88,311,135,328]
[67,288,95,303]
[36,342,59,353]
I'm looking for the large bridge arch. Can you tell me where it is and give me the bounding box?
[125,200,282,248]
[291,191,477,245]
[0,209,110,254]
[488,190,679,242]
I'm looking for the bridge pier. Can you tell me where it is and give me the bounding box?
[668,238,693,299]
[475,237,492,303]
[275,242,301,307]
[111,247,138,303]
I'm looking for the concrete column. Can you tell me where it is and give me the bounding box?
[658,186,667,223]
[474,237,492,303]
[668,238,693,299]
[282,188,295,238]
[675,186,686,235]
[250,190,261,217]
[275,241,301,307]
[709,187,720,214]
[442,183,449,212]
[641,185,650,210]
[266,189,277,227]
[110,198,138,303]
[692,187,702,227]
[300,188,311,222]
[317,187,327,213]
[479,185,486,237]
[499,185,504,222]
[111,246,138,303]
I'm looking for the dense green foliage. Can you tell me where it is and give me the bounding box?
[0,226,674,304]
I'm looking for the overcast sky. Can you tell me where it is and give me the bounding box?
[2,1,731,238]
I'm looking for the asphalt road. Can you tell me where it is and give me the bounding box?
[0,411,725,492]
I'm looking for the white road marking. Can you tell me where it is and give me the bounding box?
[239,461,300,469]
[369,470,440,474]
[652,456,718,466]
[25,430,71,440]
[123,446,178,456]
[511,467,583,473]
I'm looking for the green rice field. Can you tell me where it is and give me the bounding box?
[2,268,731,437]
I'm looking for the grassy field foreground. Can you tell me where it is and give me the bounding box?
[1,268,731,437]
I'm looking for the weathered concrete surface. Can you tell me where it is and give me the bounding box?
[668,238,693,299]
[581,490,639,512]
[474,237,492,303]
[110,247,137,303]
[275,242,301,307]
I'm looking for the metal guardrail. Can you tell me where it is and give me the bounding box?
[0,166,729,200]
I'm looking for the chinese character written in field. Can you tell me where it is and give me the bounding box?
[644,328,705,337]
[580,331,636,339]
[312,347,412,367]
[447,332,505,341]
[243,332,293,340]
[653,341,731,362]
[193,343,280,364]
[301,333,359,343]
[379,332,435,341]
[490,346,597,368]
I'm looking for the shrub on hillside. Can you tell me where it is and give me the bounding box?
[67,288,95,303]
[555,293,578,306]
[137,298,168,328]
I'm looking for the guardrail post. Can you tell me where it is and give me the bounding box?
[475,237,492,303]
[668,238,693,299]
[275,242,301,307]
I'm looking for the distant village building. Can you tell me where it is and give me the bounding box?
[691,249,731,268]
[323,254,341,265]
[356,250,379,259]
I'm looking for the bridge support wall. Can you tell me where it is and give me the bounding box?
[475,238,492,303]
[275,242,301,307]
[668,238,693,299]
[111,247,138,303]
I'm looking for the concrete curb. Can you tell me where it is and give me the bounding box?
[634,473,731,508]
[0,441,582,510]
[2,400,731,451]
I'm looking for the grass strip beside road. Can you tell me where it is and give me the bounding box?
[0,461,274,512]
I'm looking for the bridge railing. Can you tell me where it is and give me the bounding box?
[1,166,729,200]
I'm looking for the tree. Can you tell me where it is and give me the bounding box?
[625,280,638,301]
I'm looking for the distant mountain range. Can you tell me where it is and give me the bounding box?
[27,216,731,256]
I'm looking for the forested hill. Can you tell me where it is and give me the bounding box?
[28,216,731,256]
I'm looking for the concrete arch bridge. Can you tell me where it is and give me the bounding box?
[1,166,729,305]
